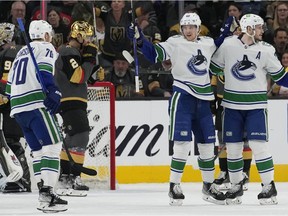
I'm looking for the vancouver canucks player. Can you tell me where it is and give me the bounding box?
[210,14,286,205]
[127,12,238,206]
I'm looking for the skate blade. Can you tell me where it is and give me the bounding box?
[225,197,242,205]
[202,194,225,205]
[37,203,68,213]
[169,198,183,206]
[56,188,87,197]
[259,196,278,205]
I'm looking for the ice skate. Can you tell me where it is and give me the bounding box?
[168,183,185,206]
[56,174,88,197]
[225,182,243,205]
[214,171,231,190]
[202,182,226,205]
[37,186,68,213]
[258,181,278,205]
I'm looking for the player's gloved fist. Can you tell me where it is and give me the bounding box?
[0,94,9,105]
[88,65,105,84]
[221,16,239,36]
[44,86,62,114]
[82,43,98,63]
[96,66,105,81]
[127,23,144,47]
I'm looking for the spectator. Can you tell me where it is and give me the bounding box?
[271,50,288,96]
[104,53,145,98]
[136,8,162,70]
[264,2,288,44]
[145,61,173,98]
[6,1,30,45]
[273,27,288,60]
[96,0,132,70]
[47,7,70,50]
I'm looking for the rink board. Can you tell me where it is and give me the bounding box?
[111,100,288,183]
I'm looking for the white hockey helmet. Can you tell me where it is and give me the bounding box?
[180,12,201,28]
[29,20,54,40]
[0,23,15,46]
[240,14,264,33]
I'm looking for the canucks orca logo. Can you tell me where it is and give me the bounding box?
[187,49,208,75]
[231,55,256,81]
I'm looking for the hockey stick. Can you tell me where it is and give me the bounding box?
[16,18,97,176]
[91,1,99,66]
[130,0,140,92]
[213,143,226,161]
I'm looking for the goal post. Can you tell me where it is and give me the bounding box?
[83,82,116,190]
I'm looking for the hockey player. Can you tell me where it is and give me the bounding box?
[210,14,287,205]
[0,22,31,193]
[55,21,104,196]
[127,13,238,206]
[6,20,67,212]
[211,75,251,191]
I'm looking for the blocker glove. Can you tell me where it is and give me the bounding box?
[82,43,98,63]
[44,86,62,114]
[127,23,145,47]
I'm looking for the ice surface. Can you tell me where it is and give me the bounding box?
[1,182,288,216]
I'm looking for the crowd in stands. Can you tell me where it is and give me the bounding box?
[1,0,288,98]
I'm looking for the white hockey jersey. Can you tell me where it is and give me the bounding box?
[6,41,58,117]
[155,35,216,100]
[211,35,285,110]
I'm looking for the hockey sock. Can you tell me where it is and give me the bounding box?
[226,142,244,184]
[31,149,43,185]
[169,141,190,183]
[197,143,215,183]
[41,143,62,187]
[249,140,274,184]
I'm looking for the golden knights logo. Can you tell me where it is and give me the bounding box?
[231,55,257,81]
[187,49,208,75]
[52,33,63,49]
[110,26,125,42]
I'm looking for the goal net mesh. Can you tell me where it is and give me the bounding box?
[82,84,115,190]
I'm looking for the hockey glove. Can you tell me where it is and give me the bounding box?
[214,16,239,47]
[127,23,145,47]
[44,86,62,114]
[0,94,8,105]
[82,43,98,63]
[88,65,105,84]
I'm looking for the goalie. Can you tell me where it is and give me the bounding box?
[0,22,31,193]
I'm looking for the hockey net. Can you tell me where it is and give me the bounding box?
[82,82,116,190]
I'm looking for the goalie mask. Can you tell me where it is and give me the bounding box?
[70,21,94,40]
[29,20,54,40]
[0,23,15,47]
[240,14,264,33]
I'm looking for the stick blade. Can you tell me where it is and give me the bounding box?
[122,50,134,64]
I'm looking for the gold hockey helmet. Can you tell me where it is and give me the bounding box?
[70,21,94,39]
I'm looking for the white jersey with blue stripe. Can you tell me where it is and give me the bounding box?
[155,35,216,100]
[6,41,57,117]
[211,35,285,110]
